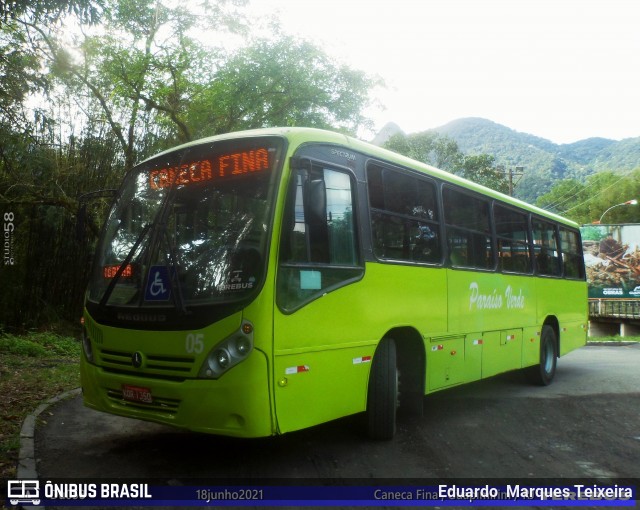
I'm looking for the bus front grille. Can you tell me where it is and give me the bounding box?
[99,348,195,377]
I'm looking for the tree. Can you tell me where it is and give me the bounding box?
[383,132,511,193]
[48,0,230,170]
[460,154,509,194]
[0,0,382,331]
[50,2,378,167]
[188,35,378,137]
[536,170,640,224]
[1,0,99,22]
[536,179,587,217]
[0,0,102,129]
[384,131,462,172]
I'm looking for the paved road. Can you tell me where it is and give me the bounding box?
[34,344,640,480]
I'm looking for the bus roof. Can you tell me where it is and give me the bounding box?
[141,127,579,229]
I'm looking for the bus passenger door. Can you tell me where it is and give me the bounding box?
[482,329,523,378]
[273,161,368,434]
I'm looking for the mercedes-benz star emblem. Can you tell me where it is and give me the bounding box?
[132,352,143,368]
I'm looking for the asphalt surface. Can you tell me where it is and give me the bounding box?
[8,343,638,509]
[22,342,639,484]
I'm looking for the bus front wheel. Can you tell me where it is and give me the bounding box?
[527,325,557,386]
[366,338,398,440]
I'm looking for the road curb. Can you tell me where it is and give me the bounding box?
[586,341,640,346]
[18,387,82,480]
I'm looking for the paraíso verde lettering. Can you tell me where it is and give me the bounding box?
[469,282,525,311]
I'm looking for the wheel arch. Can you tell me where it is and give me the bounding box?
[543,315,560,357]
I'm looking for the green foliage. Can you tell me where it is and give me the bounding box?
[48,1,377,162]
[0,107,124,330]
[383,131,510,193]
[0,331,80,479]
[0,0,100,23]
[0,336,48,356]
[536,179,586,215]
[434,117,640,203]
[0,331,80,357]
[536,169,640,224]
[0,0,103,144]
[192,36,378,137]
[0,0,380,331]
[460,154,509,194]
[556,138,615,165]
[590,336,640,343]
[580,225,606,242]
[384,131,462,172]
[0,30,43,109]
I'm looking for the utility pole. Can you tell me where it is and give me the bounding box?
[505,166,524,196]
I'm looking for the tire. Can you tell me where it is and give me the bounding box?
[527,325,557,386]
[366,338,398,440]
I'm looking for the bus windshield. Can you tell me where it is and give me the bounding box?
[87,137,283,309]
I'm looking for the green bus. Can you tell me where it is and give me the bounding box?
[81,127,587,440]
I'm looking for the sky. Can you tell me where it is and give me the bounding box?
[254,0,640,144]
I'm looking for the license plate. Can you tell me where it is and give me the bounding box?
[122,384,153,404]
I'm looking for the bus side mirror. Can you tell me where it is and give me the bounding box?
[304,179,327,225]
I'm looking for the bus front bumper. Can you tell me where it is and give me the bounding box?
[80,350,274,438]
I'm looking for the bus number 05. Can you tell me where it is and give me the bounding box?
[185,333,204,354]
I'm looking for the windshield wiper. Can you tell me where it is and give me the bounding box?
[135,150,191,314]
[99,150,187,309]
[99,223,151,308]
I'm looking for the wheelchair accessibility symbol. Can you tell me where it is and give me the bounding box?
[145,265,171,301]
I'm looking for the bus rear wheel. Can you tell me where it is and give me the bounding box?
[527,325,557,386]
[366,338,398,440]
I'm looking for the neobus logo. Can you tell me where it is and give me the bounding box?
[116,312,167,322]
[469,282,526,311]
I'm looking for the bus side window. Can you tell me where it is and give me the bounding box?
[443,186,493,270]
[533,220,562,276]
[495,204,531,274]
[560,227,585,279]
[367,163,441,264]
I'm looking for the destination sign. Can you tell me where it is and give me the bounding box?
[103,263,133,279]
[149,148,270,190]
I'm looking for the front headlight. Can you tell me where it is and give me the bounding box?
[199,320,254,378]
[212,349,230,370]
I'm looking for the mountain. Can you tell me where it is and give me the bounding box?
[371,121,405,146]
[381,117,640,203]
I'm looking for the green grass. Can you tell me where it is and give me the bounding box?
[588,335,640,342]
[0,332,81,480]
